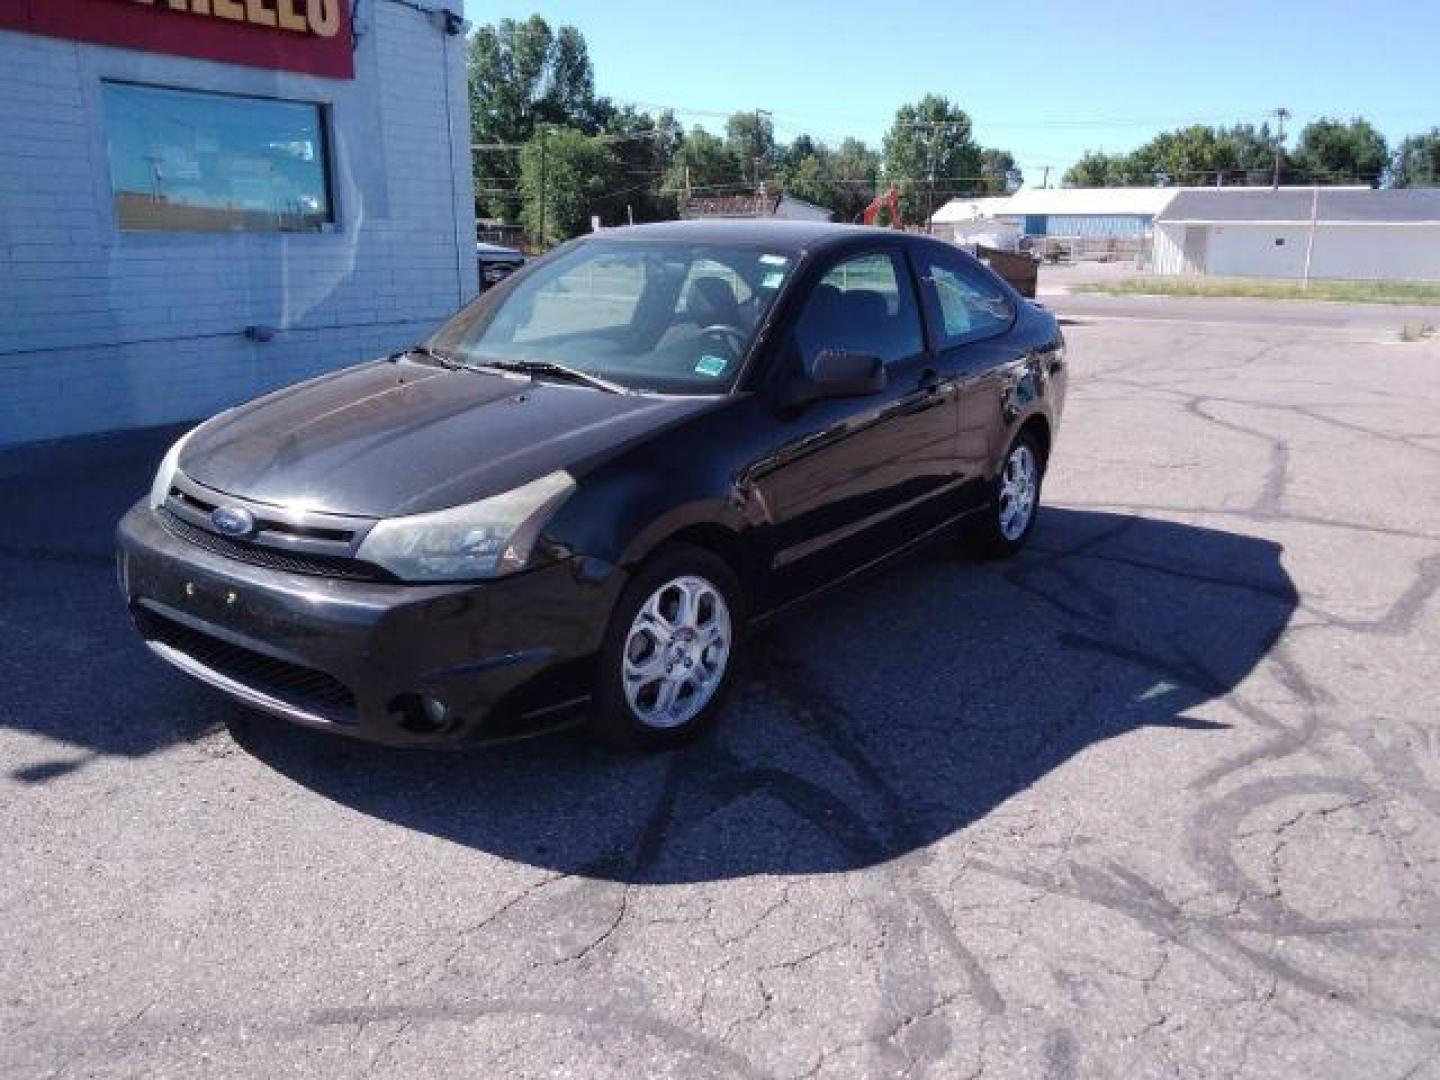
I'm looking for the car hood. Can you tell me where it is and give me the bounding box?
[178,359,718,518]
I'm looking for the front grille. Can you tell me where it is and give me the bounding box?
[157,508,390,582]
[138,608,357,722]
[170,485,354,544]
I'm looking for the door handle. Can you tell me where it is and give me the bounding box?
[916,368,956,399]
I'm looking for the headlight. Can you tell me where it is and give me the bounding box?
[355,470,576,582]
[148,429,195,509]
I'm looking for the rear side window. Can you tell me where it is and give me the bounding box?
[916,248,1014,348]
[794,251,924,367]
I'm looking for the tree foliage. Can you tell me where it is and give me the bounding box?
[979,149,1023,194]
[518,127,620,245]
[1063,150,1128,187]
[774,151,841,215]
[1063,123,1284,187]
[827,138,883,221]
[724,112,778,187]
[660,126,743,211]
[881,95,983,223]
[467,16,603,220]
[1060,117,1417,189]
[1291,117,1390,187]
[599,105,683,223]
[1392,129,1440,188]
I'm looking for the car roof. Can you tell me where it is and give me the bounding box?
[589,219,908,256]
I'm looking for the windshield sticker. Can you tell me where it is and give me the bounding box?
[761,270,785,289]
[759,253,789,267]
[694,355,729,377]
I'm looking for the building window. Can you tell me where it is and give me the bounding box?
[102,82,333,234]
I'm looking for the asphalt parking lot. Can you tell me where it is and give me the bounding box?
[3,292,1440,1078]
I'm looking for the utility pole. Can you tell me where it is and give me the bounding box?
[1271,107,1290,189]
[753,108,772,193]
[537,125,548,249]
[1302,182,1319,288]
[926,125,937,233]
[1040,165,1050,189]
[906,117,966,232]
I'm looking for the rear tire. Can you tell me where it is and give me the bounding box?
[968,430,1045,559]
[591,543,744,751]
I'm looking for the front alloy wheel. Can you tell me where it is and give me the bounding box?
[593,543,744,749]
[622,575,732,729]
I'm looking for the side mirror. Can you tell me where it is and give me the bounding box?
[779,349,887,408]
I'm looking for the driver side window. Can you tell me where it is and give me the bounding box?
[793,251,924,368]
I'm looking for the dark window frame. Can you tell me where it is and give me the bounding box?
[101,79,336,236]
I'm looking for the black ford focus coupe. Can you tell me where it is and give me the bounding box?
[117,220,1066,749]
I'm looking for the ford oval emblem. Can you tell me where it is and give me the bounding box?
[210,505,255,538]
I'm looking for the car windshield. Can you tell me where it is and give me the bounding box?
[426,239,796,394]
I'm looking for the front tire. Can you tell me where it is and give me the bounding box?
[592,544,744,750]
[969,430,1045,559]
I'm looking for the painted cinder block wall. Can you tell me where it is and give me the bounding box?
[0,0,475,445]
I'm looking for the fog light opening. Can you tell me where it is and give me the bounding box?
[388,693,460,735]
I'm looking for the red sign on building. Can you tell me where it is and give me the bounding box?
[0,0,354,79]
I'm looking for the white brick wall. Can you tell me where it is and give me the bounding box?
[0,0,476,444]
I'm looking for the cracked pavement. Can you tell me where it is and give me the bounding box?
[3,291,1440,1078]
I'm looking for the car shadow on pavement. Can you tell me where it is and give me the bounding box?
[0,429,1296,878]
[228,507,1297,884]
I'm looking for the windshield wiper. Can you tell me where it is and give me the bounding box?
[399,345,516,380]
[397,343,463,367]
[482,359,629,395]
[399,347,628,395]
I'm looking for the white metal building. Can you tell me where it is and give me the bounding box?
[0,1,476,445]
[932,187,1183,240]
[1150,188,1440,281]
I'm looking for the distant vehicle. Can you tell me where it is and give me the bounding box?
[476,241,525,290]
[118,221,1066,750]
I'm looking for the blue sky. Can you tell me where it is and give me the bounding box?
[471,0,1440,185]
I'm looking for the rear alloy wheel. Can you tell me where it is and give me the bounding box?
[970,431,1045,558]
[593,544,743,749]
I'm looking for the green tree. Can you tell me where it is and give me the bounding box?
[1138,125,1243,184]
[978,148,1023,194]
[1067,122,1290,187]
[1292,117,1389,186]
[600,105,682,223]
[781,133,819,170]
[830,137,881,221]
[1063,150,1128,187]
[725,111,778,187]
[518,127,620,245]
[661,126,743,212]
[467,16,602,221]
[1390,129,1440,187]
[1222,122,1284,182]
[774,152,841,215]
[882,95,982,224]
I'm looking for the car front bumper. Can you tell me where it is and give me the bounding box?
[116,502,626,746]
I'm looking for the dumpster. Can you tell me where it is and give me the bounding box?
[976,244,1040,299]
